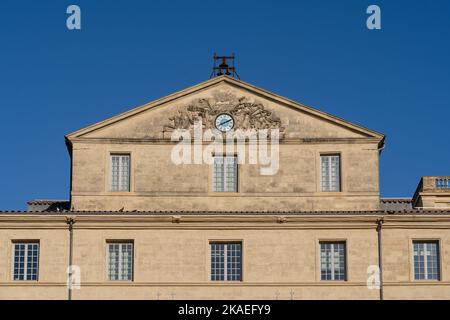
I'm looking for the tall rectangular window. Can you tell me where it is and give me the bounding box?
[413,241,440,280]
[213,155,238,192]
[320,242,346,281]
[111,154,130,191]
[13,242,39,281]
[210,242,242,281]
[107,242,133,281]
[321,154,341,192]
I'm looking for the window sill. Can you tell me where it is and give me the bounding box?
[107,191,132,195]
[319,191,342,194]
[319,280,347,282]
[413,279,440,282]
[208,192,240,196]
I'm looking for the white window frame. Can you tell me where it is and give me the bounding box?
[210,242,242,281]
[413,241,440,281]
[107,242,134,281]
[110,154,130,192]
[320,154,341,192]
[320,242,346,281]
[12,242,39,281]
[212,155,238,192]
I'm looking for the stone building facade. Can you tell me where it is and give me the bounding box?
[0,76,449,299]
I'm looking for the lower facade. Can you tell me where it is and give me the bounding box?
[0,213,449,300]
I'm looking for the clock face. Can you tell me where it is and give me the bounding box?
[215,113,234,132]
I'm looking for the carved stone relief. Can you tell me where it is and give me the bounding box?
[162,90,285,138]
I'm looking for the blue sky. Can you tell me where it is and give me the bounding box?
[0,0,449,210]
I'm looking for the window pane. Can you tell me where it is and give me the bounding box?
[213,157,224,192]
[108,242,133,281]
[321,155,340,192]
[320,243,332,280]
[13,244,25,280]
[211,242,241,281]
[210,243,225,281]
[225,156,237,192]
[13,242,39,281]
[320,242,346,281]
[213,156,237,192]
[108,244,120,280]
[121,243,133,281]
[111,155,130,191]
[414,241,440,280]
[226,243,242,281]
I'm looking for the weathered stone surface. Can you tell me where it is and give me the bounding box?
[67,77,384,212]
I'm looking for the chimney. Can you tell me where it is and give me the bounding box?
[27,200,70,212]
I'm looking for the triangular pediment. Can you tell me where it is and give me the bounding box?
[66,76,384,145]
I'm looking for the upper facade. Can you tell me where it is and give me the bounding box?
[65,76,385,212]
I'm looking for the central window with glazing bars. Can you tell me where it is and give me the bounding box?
[213,156,238,192]
[13,242,39,281]
[413,241,440,280]
[111,154,130,192]
[321,155,341,192]
[320,242,346,281]
[107,242,133,281]
[210,242,242,281]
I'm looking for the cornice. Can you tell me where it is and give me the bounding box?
[1,214,450,229]
[2,281,449,287]
[69,137,382,145]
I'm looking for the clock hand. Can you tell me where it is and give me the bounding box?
[219,119,232,126]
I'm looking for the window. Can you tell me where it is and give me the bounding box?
[320,242,346,281]
[413,241,440,280]
[210,242,242,281]
[13,242,39,281]
[110,154,130,191]
[213,155,238,192]
[321,154,341,192]
[107,242,133,281]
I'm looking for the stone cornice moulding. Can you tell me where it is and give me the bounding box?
[2,281,450,287]
[70,191,380,197]
[1,214,450,229]
[69,137,382,145]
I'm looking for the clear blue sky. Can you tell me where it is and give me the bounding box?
[1,0,449,210]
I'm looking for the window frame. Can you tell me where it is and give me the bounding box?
[209,241,243,282]
[109,153,131,192]
[412,240,441,281]
[12,241,40,281]
[211,154,239,193]
[106,241,134,281]
[319,241,347,281]
[320,153,341,192]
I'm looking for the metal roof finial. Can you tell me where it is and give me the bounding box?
[210,53,240,79]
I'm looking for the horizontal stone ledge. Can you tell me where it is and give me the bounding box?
[0,282,381,287]
[2,281,450,287]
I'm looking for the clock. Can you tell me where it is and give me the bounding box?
[215,113,234,132]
